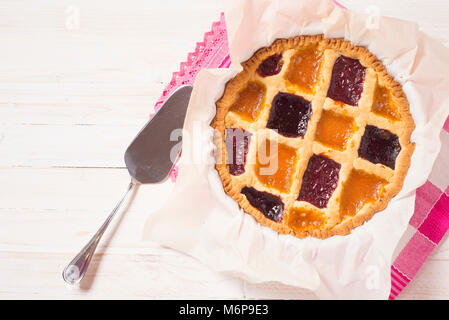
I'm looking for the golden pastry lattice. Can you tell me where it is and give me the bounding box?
[212,35,415,239]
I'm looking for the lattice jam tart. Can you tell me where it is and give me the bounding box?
[212,35,415,239]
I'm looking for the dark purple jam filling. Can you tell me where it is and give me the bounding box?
[256,54,283,77]
[241,186,284,222]
[266,92,312,138]
[298,154,341,209]
[358,125,401,169]
[225,128,252,176]
[327,56,366,106]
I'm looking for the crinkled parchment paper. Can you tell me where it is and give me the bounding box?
[143,0,449,299]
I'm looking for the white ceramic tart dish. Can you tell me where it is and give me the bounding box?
[212,35,415,239]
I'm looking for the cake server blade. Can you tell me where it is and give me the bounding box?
[125,85,193,183]
[62,85,193,284]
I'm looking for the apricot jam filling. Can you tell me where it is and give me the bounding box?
[315,110,355,151]
[340,170,387,218]
[229,81,266,121]
[372,83,400,120]
[285,47,322,93]
[287,207,326,233]
[255,139,298,193]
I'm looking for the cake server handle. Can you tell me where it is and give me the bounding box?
[62,181,135,285]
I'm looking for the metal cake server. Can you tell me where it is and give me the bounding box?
[62,85,193,285]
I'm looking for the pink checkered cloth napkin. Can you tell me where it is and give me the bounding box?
[154,13,449,300]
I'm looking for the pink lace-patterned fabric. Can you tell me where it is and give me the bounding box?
[153,13,230,182]
[154,12,449,300]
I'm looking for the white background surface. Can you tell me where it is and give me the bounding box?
[0,0,448,299]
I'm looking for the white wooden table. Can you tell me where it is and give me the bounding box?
[1,0,448,299]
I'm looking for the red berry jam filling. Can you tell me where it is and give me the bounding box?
[287,207,326,233]
[266,92,312,138]
[327,56,366,106]
[358,125,401,169]
[298,154,341,209]
[241,186,284,222]
[225,128,252,176]
[256,54,283,77]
